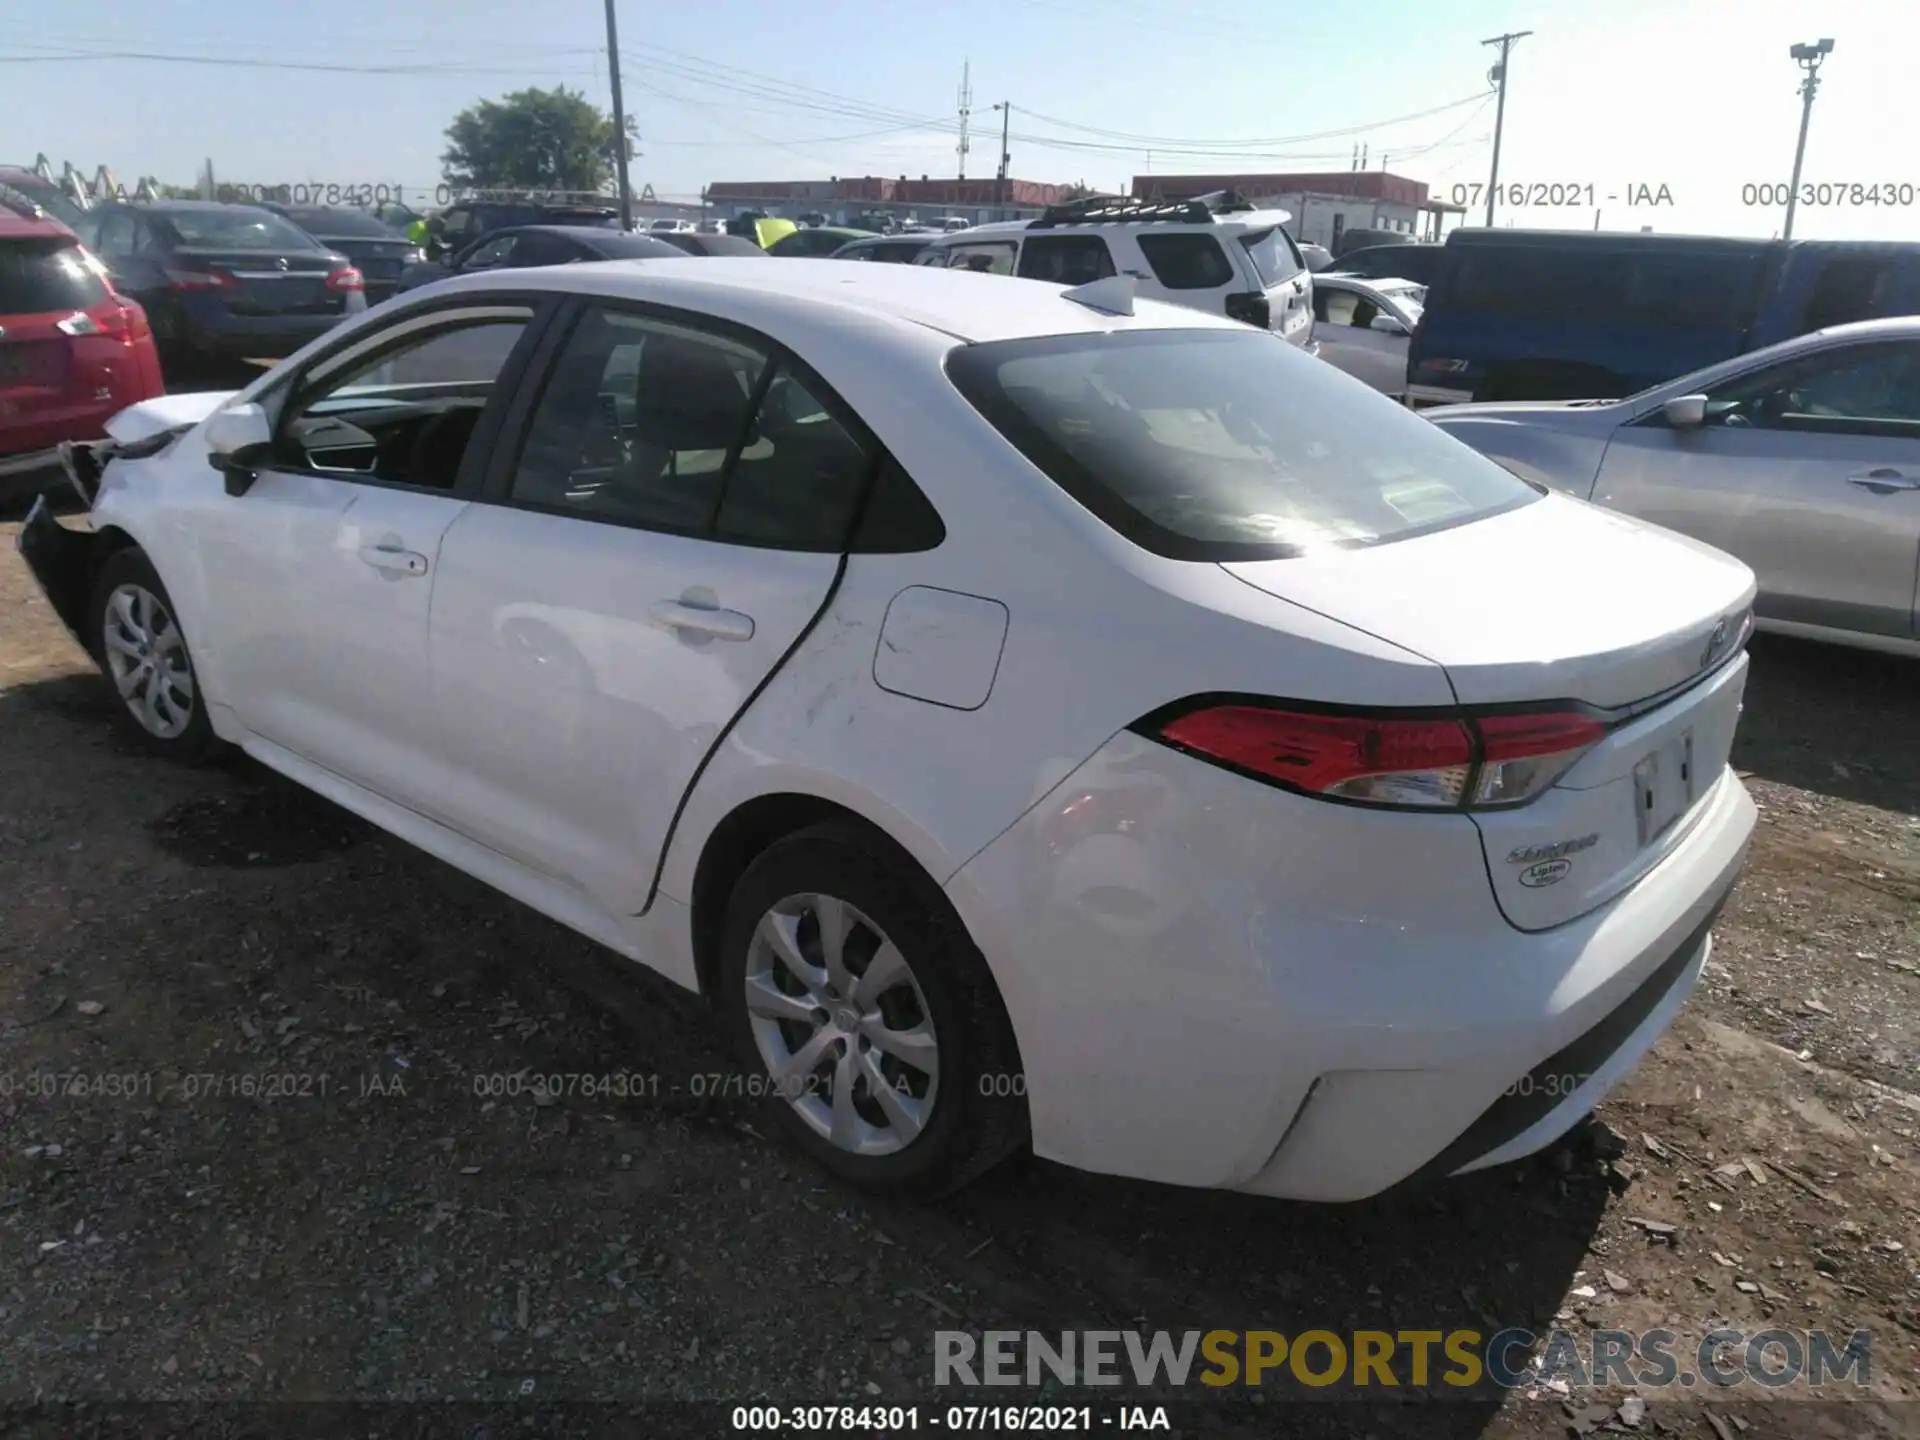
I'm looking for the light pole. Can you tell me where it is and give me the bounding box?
[1481,30,1530,227]
[992,102,1011,214]
[604,0,633,230]
[1782,38,1833,241]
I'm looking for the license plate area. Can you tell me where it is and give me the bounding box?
[1633,728,1695,846]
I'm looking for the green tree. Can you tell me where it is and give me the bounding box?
[441,86,635,193]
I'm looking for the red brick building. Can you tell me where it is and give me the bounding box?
[703,175,1069,226]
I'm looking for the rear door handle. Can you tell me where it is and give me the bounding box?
[1847,468,1920,493]
[649,599,755,642]
[358,543,429,576]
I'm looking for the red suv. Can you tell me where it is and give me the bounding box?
[1,184,164,459]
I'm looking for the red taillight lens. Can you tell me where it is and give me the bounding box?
[1471,711,1607,807]
[326,266,364,293]
[1157,706,1475,808]
[1148,703,1607,811]
[165,266,238,292]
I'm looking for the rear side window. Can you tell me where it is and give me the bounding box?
[1017,235,1116,285]
[946,329,1536,561]
[1447,245,1761,329]
[0,239,110,313]
[1239,227,1302,286]
[1136,233,1235,291]
[946,242,1017,275]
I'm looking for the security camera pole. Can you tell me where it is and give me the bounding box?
[1782,38,1834,241]
[1480,31,1531,228]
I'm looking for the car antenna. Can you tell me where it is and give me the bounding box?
[1060,273,1136,317]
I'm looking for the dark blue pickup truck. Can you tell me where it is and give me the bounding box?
[1405,228,1920,405]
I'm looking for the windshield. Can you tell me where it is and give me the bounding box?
[282,207,400,239]
[946,328,1536,561]
[163,208,318,250]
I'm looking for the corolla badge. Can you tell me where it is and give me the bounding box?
[1520,859,1574,888]
[1507,834,1598,865]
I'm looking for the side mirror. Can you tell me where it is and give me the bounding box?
[1662,394,1709,429]
[204,402,273,496]
[1369,314,1409,335]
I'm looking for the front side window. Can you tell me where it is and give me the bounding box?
[946,242,1017,276]
[277,315,531,488]
[1136,233,1235,291]
[947,328,1537,561]
[93,214,136,258]
[461,234,520,271]
[1017,235,1115,286]
[508,306,769,533]
[1704,341,1920,433]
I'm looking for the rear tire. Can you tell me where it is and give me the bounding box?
[86,548,222,762]
[717,822,1027,1196]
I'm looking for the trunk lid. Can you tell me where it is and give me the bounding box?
[175,247,343,317]
[0,315,70,397]
[1220,492,1754,710]
[1223,492,1756,930]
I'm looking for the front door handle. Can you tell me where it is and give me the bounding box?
[649,599,754,642]
[358,543,429,576]
[1848,468,1920,494]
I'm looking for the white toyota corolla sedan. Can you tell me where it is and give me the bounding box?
[19,258,1757,1201]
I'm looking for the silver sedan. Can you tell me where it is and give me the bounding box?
[1427,317,1920,657]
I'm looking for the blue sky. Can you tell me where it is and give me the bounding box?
[4,0,1916,237]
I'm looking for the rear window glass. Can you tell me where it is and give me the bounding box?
[1239,227,1302,286]
[282,207,398,238]
[1136,233,1234,291]
[946,329,1536,561]
[162,209,317,250]
[0,239,110,313]
[1445,245,1763,328]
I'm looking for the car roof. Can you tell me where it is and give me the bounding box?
[426,255,1242,345]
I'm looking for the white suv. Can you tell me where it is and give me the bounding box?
[919,191,1314,346]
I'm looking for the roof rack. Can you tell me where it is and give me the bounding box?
[1029,188,1258,228]
[0,182,49,221]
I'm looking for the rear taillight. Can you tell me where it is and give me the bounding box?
[165,266,238,292]
[1145,702,1606,811]
[326,267,365,293]
[1225,291,1271,329]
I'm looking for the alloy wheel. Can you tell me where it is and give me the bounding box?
[101,583,195,740]
[743,892,940,1157]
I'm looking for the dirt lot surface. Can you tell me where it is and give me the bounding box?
[1,517,1917,1440]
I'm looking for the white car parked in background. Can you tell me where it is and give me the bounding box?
[920,191,1315,347]
[21,258,1756,1202]
[1310,273,1424,399]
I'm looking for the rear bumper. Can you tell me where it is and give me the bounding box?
[947,732,1755,1201]
[0,401,121,460]
[1406,383,1474,409]
[176,299,349,358]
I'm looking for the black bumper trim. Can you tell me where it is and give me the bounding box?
[17,495,101,655]
[1406,888,1730,1186]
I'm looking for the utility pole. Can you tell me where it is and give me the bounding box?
[956,62,973,179]
[1782,38,1834,241]
[1481,30,1531,227]
[603,0,634,230]
[993,102,1011,212]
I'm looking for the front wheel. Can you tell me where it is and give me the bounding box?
[717,823,1027,1195]
[87,548,222,761]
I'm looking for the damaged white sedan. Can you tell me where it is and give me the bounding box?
[20,258,1757,1200]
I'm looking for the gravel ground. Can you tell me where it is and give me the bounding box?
[1,518,1917,1440]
